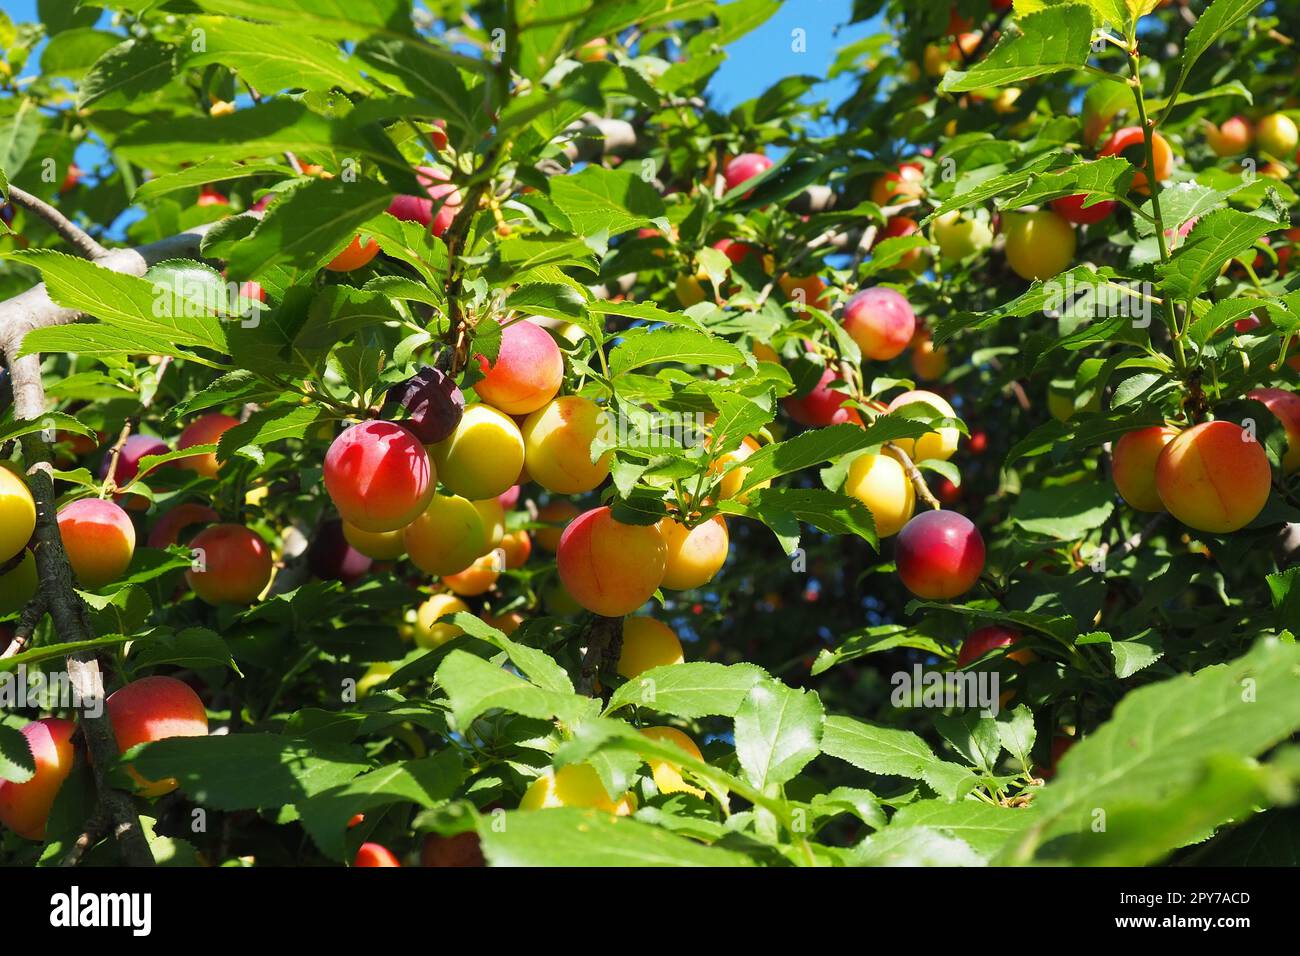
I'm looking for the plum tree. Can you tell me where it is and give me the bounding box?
[176,413,239,478]
[521,396,612,494]
[844,450,915,538]
[1002,210,1076,281]
[887,390,960,462]
[1112,426,1179,512]
[657,515,729,590]
[519,763,635,814]
[1155,421,1272,533]
[842,287,916,361]
[895,510,986,599]
[106,676,209,797]
[57,498,136,588]
[430,403,526,500]
[0,718,76,840]
[473,320,564,415]
[324,421,434,533]
[404,494,487,576]
[413,593,470,648]
[556,507,666,616]
[616,616,684,677]
[187,524,274,604]
[0,467,36,564]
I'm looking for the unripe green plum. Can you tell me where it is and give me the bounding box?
[931,211,992,261]
[0,549,38,617]
[430,404,526,500]
[616,616,684,678]
[106,676,209,797]
[556,507,667,616]
[657,515,729,590]
[57,498,136,588]
[1112,426,1178,512]
[1003,210,1076,281]
[845,450,915,538]
[404,493,487,576]
[521,396,612,495]
[1155,421,1271,533]
[0,718,76,840]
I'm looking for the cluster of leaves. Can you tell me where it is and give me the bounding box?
[2,0,1300,867]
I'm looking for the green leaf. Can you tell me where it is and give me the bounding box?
[821,715,940,780]
[1010,480,1115,539]
[188,0,419,42]
[940,5,1095,93]
[185,17,376,94]
[129,734,369,810]
[1169,0,1265,119]
[608,327,745,375]
[480,808,756,866]
[132,160,290,202]
[216,405,320,464]
[434,650,590,730]
[853,825,985,866]
[734,679,825,789]
[548,166,665,237]
[1158,208,1278,300]
[717,487,878,550]
[0,722,35,784]
[604,661,768,719]
[126,628,239,675]
[77,38,177,110]
[884,799,1040,860]
[0,411,92,446]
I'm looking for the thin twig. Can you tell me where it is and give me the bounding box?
[0,591,47,660]
[5,184,109,260]
[884,441,942,511]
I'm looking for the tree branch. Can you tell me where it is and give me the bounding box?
[884,441,942,511]
[5,184,109,260]
[577,615,624,697]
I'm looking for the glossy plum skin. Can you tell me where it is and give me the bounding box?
[842,287,916,361]
[324,421,434,533]
[616,616,684,678]
[101,434,169,485]
[1155,421,1272,533]
[957,626,1036,667]
[403,494,487,576]
[1112,426,1178,512]
[186,523,274,604]
[556,507,667,616]
[177,413,239,478]
[429,404,526,501]
[0,467,36,564]
[0,718,77,840]
[895,510,986,599]
[473,320,564,415]
[723,152,773,195]
[657,515,729,590]
[57,498,136,588]
[106,676,209,797]
[521,396,612,495]
[354,843,402,867]
[845,451,915,538]
[386,166,462,238]
[782,368,863,427]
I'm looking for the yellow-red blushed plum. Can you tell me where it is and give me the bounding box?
[0,467,36,564]
[957,626,1036,667]
[325,235,380,272]
[895,510,986,599]
[473,320,564,415]
[404,493,487,576]
[777,273,831,311]
[413,593,470,648]
[100,434,168,501]
[843,287,916,361]
[1099,127,1174,193]
[430,404,525,500]
[57,498,136,588]
[1155,421,1272,533]
[442,554,500,596]
[1205,115,1253,157]
[387,166,462,238]
[176,413,239,478]
[0,550,38,617]
[354,843,401,867]
[711,436,769,502]
[723,152,773,194]
[910,335,949,382]
[845,451,915,538]
[324,421,434,532]
[482,608,526,636]
[106,676,209,797]
[499,529,532,569]
[146,503,218,548]
[616,616,684,678]
[521,396,612,494]
[1256,113,1299,161]
[782,368,863,427]
[342,522,406,560]
[887,390,960,462]
[535,501,581,552]
[871,162,925,207]
[187,524,274,604]
[519,763,635,814]
[657,515,729,590]
[1112,426,1178,512]
[1003,210,1076,281]
[0,718,76,840]
[557,507,667,616]
[1247,387,1300,474]
[1050,193,1117,226]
